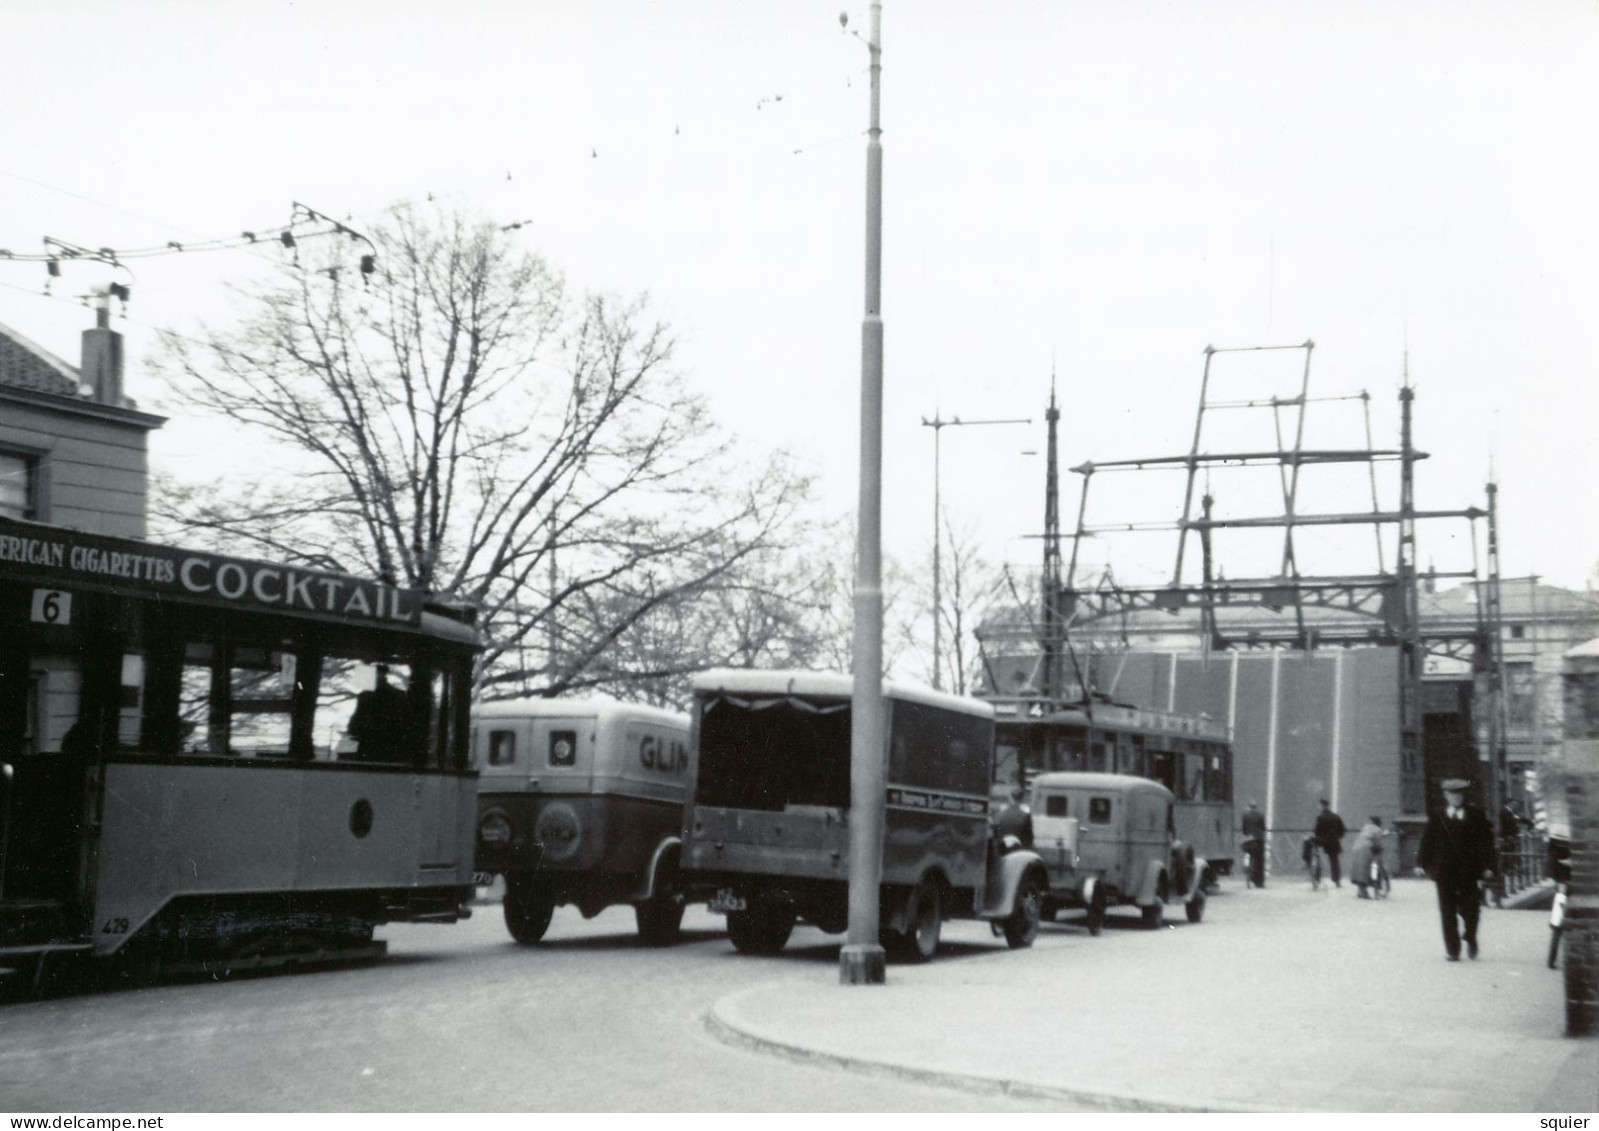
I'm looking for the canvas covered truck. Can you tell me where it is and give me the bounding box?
[680,669,1048,961]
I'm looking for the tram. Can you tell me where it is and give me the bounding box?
[0,517,480,993]
[987,697,1236,877]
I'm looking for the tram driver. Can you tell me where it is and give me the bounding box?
[345,665,412,762]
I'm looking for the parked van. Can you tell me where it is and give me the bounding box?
[681,670,1048,961]
[473,698,694,946]
[1029,772,1208,931]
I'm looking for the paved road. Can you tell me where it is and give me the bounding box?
[0,901,1082,1113]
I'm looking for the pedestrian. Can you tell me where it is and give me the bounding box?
[1418,777,1497,961]
[1349,816,1385,898]
[1314,798,1347,888]
[1241,800,1267,887]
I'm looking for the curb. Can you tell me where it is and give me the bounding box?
[703,986,1282,1114]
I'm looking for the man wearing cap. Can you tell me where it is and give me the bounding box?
[1419,778,1497,961]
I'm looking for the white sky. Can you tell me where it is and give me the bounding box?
[3,0,1597,592]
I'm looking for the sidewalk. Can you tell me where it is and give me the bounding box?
[708,877,1599,1112]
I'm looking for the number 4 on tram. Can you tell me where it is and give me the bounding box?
[0,518,481,996]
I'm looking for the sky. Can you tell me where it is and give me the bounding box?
[4,0,1598,596]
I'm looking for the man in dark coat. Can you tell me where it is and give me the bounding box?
[1240,801,1267,887]
[1314,799,1347,887]
[1418,778,1497,961]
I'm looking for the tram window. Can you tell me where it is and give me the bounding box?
[1148,750,1178,795]
[1088,796,1113,824]
[994,739,1020,785]
[1125,735,1146,778]
[1184,752,1207,801]
[323,660,425,766]
[488,729,516,766]
[116,653,146,748]
[1052,733,1088,772]
[1089,742,1107,772]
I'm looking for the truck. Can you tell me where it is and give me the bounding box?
[680,669,1049,961]
[473,697,696,946]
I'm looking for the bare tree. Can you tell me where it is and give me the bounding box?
[152,202,811,700]
[901,510,1004,694]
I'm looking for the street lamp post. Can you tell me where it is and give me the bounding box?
[920,413,1029,690]
[840,0,887,987]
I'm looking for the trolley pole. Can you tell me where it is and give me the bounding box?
[920,412,1030,690]
[841,0,887,987]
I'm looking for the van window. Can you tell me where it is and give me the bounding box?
[488,729,516,766]
[1044,794,1068,818]
[1088,796,1113,824]
[887,699,991,797]
[695,694,852,811]
[549,729,576,767]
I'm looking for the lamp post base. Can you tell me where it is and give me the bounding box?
[839,943,886,985]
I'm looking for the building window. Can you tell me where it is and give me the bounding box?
[0,451,37,519]
[1509,625,1525,640]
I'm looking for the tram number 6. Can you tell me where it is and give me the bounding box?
[100,918,130,936]
[31,589,72,625]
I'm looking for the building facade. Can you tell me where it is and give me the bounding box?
[0,306,163,536]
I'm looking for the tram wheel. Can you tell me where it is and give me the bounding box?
[504,875,557,945]
[727,902,794,955]
[1003,873,1044,950]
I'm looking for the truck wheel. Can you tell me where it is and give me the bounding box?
[1085,884,1108,937]
[728,903,794,955]
[504,874,557,945]
[1185,888,1207,923]
[1142,898,1165,930]
[885,881,943,963]
[1003,873,1044,949]
[635,860,686,947]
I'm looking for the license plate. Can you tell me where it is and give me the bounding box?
[472,872,495,886]
[709,888,747,913]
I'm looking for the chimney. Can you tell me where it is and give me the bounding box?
[80,293,124,406]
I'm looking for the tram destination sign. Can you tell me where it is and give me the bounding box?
[0,521,423,628]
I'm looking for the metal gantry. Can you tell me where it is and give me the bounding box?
[984,342,1507,825]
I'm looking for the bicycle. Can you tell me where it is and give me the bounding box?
[1240,839,1264,889]
[1302,836,1324,891]
[1365,855,1391,899]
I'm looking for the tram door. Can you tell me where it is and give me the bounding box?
[0,582,109,918]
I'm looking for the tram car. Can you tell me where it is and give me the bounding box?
[0,518,480,995]
[472,697,698,946]
[988,697,1236,879]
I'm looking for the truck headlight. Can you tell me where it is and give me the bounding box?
[478,808,513,847]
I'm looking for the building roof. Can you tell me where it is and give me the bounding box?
[0,319,81,398]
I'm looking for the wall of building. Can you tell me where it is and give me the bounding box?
[1086,646,1405,857]
[0,389,161,539]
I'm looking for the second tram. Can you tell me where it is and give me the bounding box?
[988,697,1236,877]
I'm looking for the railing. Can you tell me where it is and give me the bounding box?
[1496,830,1549,899]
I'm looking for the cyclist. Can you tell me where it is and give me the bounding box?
[1350,816,1387,899]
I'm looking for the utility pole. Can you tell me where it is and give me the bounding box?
[921,412,1029,690]
[841,0,886,988]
